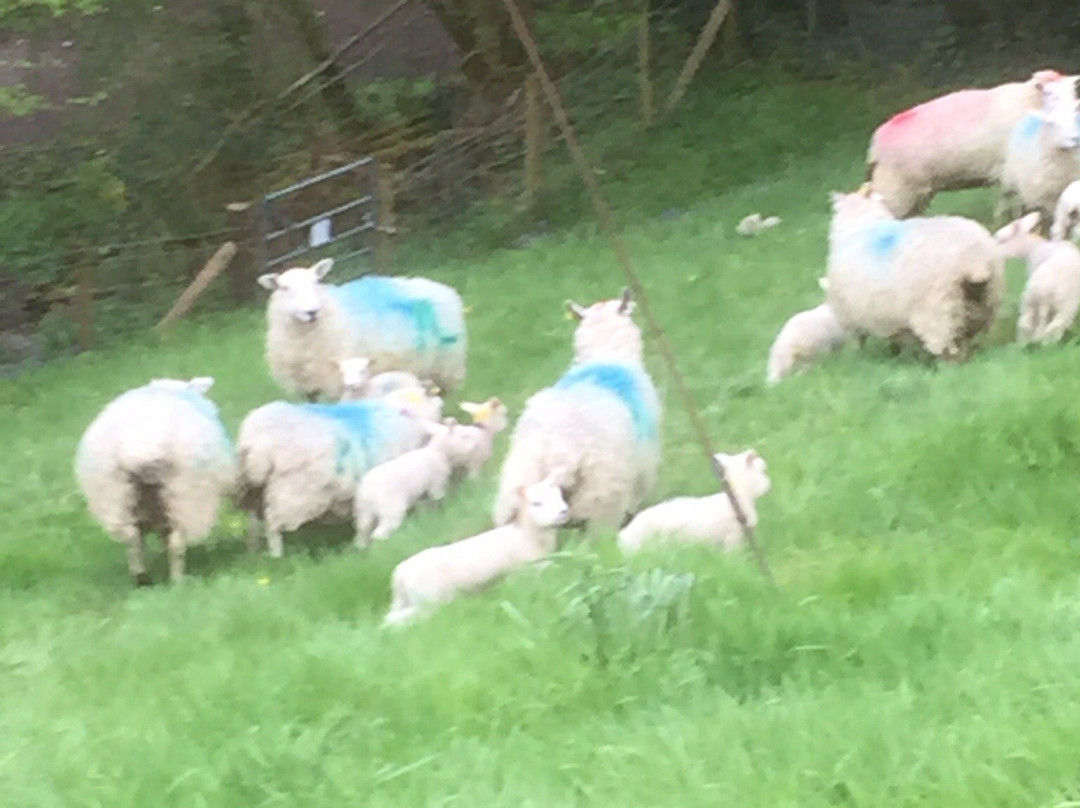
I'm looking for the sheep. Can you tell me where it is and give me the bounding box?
[766,279,849,385]
[994,212,1080,344]
[999,77,1080,225]
[823,186,1006,363]
[736,213,782,236]
[384,471,571,626]
[867,69,1069,218]
[258,257,467,401]
[353,418,475,545]
[492,287,662,531]
[337,356,436,401]
[1051,180,1080,242]
[453,397,510,478]
[617,449,770,555]
[235,386,443,557]
[74,377,237,585]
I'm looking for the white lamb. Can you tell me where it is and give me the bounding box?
[74,377,237,585]
[384,471,571,626]
[353,418,475,545]
[492,288,662,531]
[617,449,770,555]
[1051,180,1080,241]
[453,397,510,478]
[867,69,1070,217]
[235,386,443,557]
[824,186,1006,362]
[766,279,848,385]
[995,212,1080,344]
[999,77,1080,224]
[258,257,467,401]
[337,356,435,401]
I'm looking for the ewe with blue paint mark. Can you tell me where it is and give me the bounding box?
[259,258,467,401]
[554,362,659,442]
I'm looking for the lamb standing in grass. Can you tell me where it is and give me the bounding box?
[766,278,848,385]
[824,187,1005,362]
[1051,180,1080,241]
[235,387,443,557]
[617,449,770,555]
[337,357,434,401]
[454,397,509,478]
[258,258,466,401]
[353,418,474,545]
[995,212,1080,344]
[74,377,237,585]
[867,69,1068,218]
[384,472,571,626]
[492,288,662,531]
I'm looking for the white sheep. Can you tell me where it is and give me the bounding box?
[492,288,662,531]
[766,279,848,385]
[453,397,509,478]
[384,471,570,626]
[736,213,782,236]
[824,186,1005,362]
[236,386,443,557]
[337,356,435,401]
[995,212,1080,344]
[258,257,467,401]
[1051,180,1080,241]
[353,418,475,545]
[74,377,237,585]
[867,69,1070,217]
[999,77,1080,224]
[617,449,770,555]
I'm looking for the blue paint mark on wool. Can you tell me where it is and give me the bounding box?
[1016,113,1043,144]
[554,362,658,442]
[864,220,907,261]
[300,401,383,476]
[329,276,459,352]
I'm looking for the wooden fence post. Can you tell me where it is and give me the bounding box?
[665,0,733,114]
[638,0,654,127]
[524,72,544,208]
[226,201,257,303]
[375,160,397,273]
[722,0,740,66]
[155,241,238,334]
[74,255,95,350]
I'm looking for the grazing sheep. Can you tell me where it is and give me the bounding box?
[74,377,237,585]
[492,288,662,531]
[766,281,849,385]
[736,213,782,236]
[1051,180,1080,242]
[867,69,1068,217]
[824,187,1006,362]
[353,418,474,545]
[337,357,435,401]
[999,77,1080,224]
[258,258,466,401]
[995,212,1080,344]
[454,397,510,478]
[384,471,571,626]
[617,449,770,555]
[236,387,443,557]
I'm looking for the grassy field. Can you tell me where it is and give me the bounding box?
[5,68,1080,806]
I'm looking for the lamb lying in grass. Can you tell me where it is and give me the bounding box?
[995,212,1080,344]
[384,471,570,626]
[454,397,509,478]
[766,278,848,384]
[617,449,770,555]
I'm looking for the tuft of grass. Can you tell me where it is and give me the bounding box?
[4,67,1080,806]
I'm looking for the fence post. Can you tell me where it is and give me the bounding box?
[722,0,740,66]
[226,201,257,302]
[638,0,654,127]
[524,72,544,209]
[74,255,95,350]
[375,160,397,273]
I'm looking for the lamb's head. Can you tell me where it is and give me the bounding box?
[460,397,509,433]
[715,449,771,501]
[385,385,444,422]
[565,287,644,364]
[421,417,474,461]
[1036,75,1080,149]
[147,376,215,396]
[993,212,1044,258]
[337,357,372,400]
[257,258,334,324]
[517,471,571,528]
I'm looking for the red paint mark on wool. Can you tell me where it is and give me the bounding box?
[874,89,993,149]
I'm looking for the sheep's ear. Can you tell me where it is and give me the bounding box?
[188,377,215,395]
[744,449,760,466]
[460,401,481,417]
[257,272,279,290]
[1021,212,1042,232]
[488,396,503,408]
[857,182,872,197]
[311,258,334,279]
[565,300,587,321]
[617,287,634,315]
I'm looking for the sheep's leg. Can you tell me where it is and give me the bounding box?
[246,514,263,552]
[372,508,406,541]
[166,529,187,583]
[123,527,151,587]
[354,505,374,550]
[266,526,285,558]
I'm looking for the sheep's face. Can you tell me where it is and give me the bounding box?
[147,376,215,396]
[257,258,334,324]
[565,287,644,364]
[520,474,571,528]
[716,449,771,500]
[1038,76,1080,149]
[993,212,1043,258]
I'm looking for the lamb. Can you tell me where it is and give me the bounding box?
[337,356,435,401]
[867,69,1069,218]
[823,186,1006,362]
[1051,180,1080,242]
[492,287,662,531]
[353,418,475,545]
[765,279,849,385]
[74,377,237,585]
[235,386,443,557]
[994,212,1080,344]
[453,397,510,478]
[258,257,467,401]
[617,449,770,555]
[384,471,570,626]
[999,77,1080,224]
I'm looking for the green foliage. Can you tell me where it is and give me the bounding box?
[0,84,48,115]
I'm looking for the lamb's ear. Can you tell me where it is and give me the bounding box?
[257,272,279,291]
[460,401,480,416]
[188,376,215,395]
[488,396,503,408]
[1021,211,1042,232]
[311,258,334,280]
[744,449,760,466]
[617,287,634,315]
[565,300,587,321]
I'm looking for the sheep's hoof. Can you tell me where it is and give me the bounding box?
[133,572,153,587]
